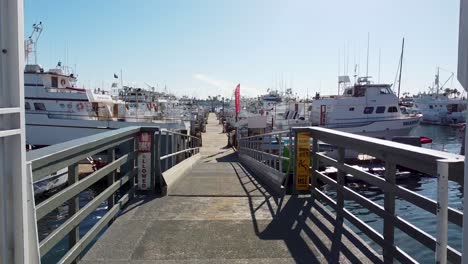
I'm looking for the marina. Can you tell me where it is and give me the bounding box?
[2,1,468,264]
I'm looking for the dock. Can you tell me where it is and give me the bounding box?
[80,114,379,263]
[12,113,465,264]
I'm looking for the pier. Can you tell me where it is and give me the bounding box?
[80,113,379,263]
[1,1,468,263]
[20,113,463,264]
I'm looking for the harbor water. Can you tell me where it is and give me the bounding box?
[40,124,464,263]
[330,124,464,263]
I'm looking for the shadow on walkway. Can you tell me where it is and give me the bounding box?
[231,161,382,264]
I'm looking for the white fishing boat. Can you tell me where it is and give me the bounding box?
[24,24,187,147]
[411,68,466,125]
[119,86,160,122]
[310,76,422,140]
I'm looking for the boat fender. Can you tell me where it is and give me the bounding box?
[76,103,84,111]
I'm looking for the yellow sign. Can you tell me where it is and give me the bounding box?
[295,132,310,191]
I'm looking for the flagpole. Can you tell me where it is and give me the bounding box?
[120,69,123,88]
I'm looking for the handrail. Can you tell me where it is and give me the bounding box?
[158,129,201,174]
[160,147,200,160]
[293,126,464,263]
[236,126,464,263]
[28,126,140,180]
[294,126,464,183]
[28,127,142,263]
[239,129,289,140]
[237,130,292,186]
[29,126,202,263]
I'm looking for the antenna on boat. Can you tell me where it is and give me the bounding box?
[397,37,405,98]
[366,32,370,77]
[378,48,381,83]
[338,49,341,94]
[354,64,358,84]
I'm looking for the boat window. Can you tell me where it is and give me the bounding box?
[25,102,31,110]
[429,105,433,109]
[364,106,374,114]
[34,103,46,111]
[51,76,58,88]
[349,107,354,111]
[380,87,390,94]
[388,106,398,113]
[354,87,366,97]
[376,106,386,113]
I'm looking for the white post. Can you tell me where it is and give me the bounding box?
[459,0,468,261]
[436,160,449,264]
[0,0,40,263]
[463,109,468,263]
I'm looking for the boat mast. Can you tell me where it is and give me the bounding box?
[338,49,341,94]
[397,38,405,98]
[366,32,370,77]
[378,48,381,83]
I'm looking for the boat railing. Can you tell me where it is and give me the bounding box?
[295,126,463,263]
[26,126,201,263]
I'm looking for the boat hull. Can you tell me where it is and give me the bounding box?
[324,115,422,140]
[26,113,186,146]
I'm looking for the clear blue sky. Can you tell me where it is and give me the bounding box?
[25,0,462,98]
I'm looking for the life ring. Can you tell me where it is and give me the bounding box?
[76,103,84,111]
[60,79,66,86]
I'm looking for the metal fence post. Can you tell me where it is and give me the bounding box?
[311,137,319,193]
[106,148,115,224]
[292,129,298,194]
[165,131,169,171]
[383,162,396,263]
[153,130,165,194]
[336,147,345,221]
[67,163,80,261]
[436,160,449,264]
[171,133,176,167]
[279,134,283,172]
[130,136,137,200]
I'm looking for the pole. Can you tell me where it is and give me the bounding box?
[436,160,449,264]
[464,109,468,263]
[0,0,40,262]
[366,32,370,77]
[378,48,381,83]
[120,69,123,88]
[458,1,468,261]
[397,38,405,98]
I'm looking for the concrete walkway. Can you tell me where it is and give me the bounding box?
[82,113,380,264]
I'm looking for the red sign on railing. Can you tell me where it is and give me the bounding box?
[138,132,152,190]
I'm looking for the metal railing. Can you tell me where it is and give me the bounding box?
[159,129,201,173]
[291,127,464,264]
[237,130,291,193]
[27,126,201,263]
[238,130,291,173]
